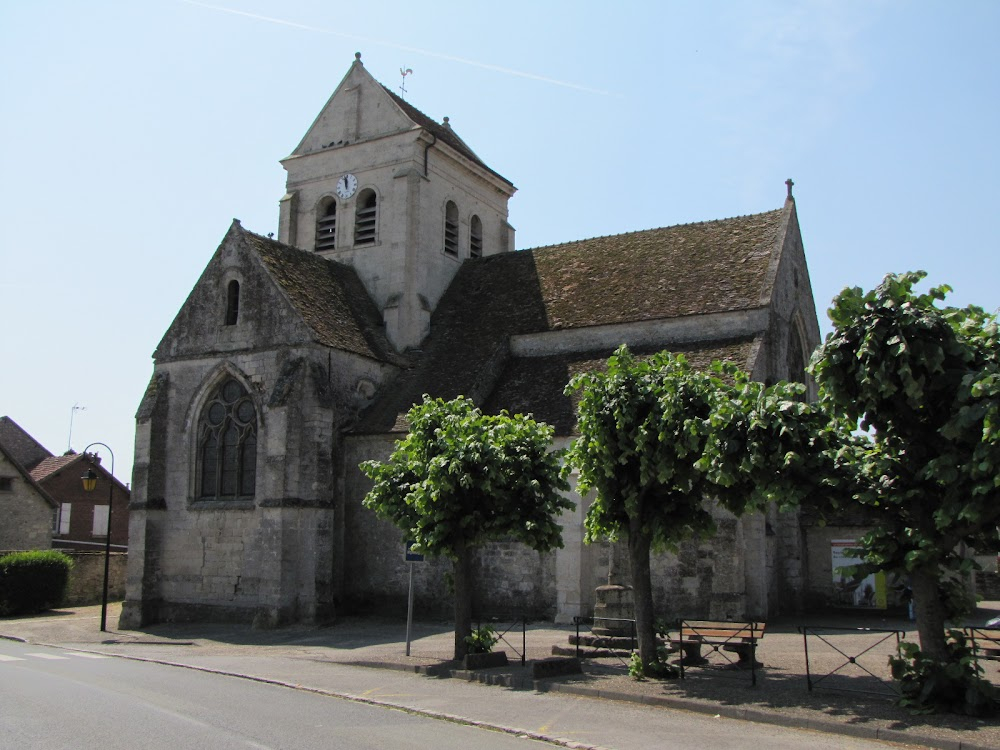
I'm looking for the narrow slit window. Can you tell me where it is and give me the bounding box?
[355,189,377,245]
[225,280,240,326]
[316,200,337,251]
[469,214,483,258]
[444,201,459,256]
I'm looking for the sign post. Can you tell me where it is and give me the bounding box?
[404,542,424,656]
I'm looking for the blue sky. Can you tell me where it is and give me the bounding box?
[1,1,997,483]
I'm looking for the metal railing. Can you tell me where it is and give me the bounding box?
[798,624,904,697]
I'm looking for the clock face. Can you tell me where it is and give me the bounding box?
[336,173,358,199]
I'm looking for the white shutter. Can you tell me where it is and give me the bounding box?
[92,505,110,537]
[59,504,71,535]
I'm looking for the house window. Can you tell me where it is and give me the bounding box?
[354,189,377,245]
[444,201,459,256]
[469,214,483,258]
[59,503,71,535]
[92,505,109,537]
[316,199,337,251]
[0,477,12,492]
[225,280,240,326]
[197,378,257,500]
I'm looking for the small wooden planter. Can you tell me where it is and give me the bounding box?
[463,651,509,670]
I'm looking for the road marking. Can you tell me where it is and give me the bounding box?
[66,652,108,659]
[0,654,25,662]
[25,653,69,660]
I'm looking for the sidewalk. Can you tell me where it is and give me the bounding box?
[3,602,1000,750]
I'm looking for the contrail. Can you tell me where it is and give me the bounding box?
[179,0,611,96]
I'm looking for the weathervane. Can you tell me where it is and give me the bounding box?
[399,66,413,99]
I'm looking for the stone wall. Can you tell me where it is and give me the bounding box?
[62,551,127,606]
[0,452,54,551]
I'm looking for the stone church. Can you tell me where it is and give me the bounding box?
[121,54,823,629]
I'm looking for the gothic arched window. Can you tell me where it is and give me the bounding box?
[354,189,377,245]
[316,199,337,251]
[197,378,257,500]
[444,201,459,256]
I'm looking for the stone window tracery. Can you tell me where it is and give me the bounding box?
[197,378,257,500]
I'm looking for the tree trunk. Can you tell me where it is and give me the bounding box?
[910,567,949,660]
[453,544,473,660]
[627,519,657,671]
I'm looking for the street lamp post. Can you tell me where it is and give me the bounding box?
[80,442,114,632]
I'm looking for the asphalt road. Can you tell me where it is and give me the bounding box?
[0,641,545,750]
[0,641,909,750]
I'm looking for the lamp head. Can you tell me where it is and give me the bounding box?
[81,468,98,492]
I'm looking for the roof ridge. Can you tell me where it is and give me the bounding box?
[518,207,785,254]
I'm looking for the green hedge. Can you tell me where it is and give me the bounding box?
[0,551,74,616]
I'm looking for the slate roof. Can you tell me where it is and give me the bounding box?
[358,205,789,434]
[0,416,52,471]
[384,87,513,189]
[241,227,405,366]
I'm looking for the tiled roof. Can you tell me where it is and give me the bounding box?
[384,87,513,188]
[243,229,405,365]
[30,453,81,482]
[0,416,52,471]
[358,206,789,434]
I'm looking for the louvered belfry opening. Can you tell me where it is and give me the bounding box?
[355,189,377,245]
[316,200,337,250]
[444,200,459,256]
[469,214,483,258]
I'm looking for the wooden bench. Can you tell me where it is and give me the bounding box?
[671,619,766,685]
[964,626,1000,665]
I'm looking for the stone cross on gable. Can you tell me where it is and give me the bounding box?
[785,178,794,199]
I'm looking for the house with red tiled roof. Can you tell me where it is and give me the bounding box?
[121,55,821,629]
[30,452,129,553]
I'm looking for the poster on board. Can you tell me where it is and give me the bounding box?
[831,539,887,608]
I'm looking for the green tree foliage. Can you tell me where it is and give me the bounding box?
[813,271,1000,660]
[566,346,834,672]
[361,396,572,659]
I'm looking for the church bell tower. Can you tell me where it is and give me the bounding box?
[277,53,517,352]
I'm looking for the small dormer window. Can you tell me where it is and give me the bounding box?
[355,189,377,245]
[444,201,459,256]
[316,200,337,251]
[469,214,483,258]
[225,280,240,326]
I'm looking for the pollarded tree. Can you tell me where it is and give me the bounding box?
[360,395,572,660]
[812,271,1000,660]
[565,346,833,672]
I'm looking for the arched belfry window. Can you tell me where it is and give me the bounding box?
[444,201,459,256]
[225,280,240,326]
[316,199,337,251]
[354,189,377,245]
[197,378,257,500]
[469,214,483,258]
